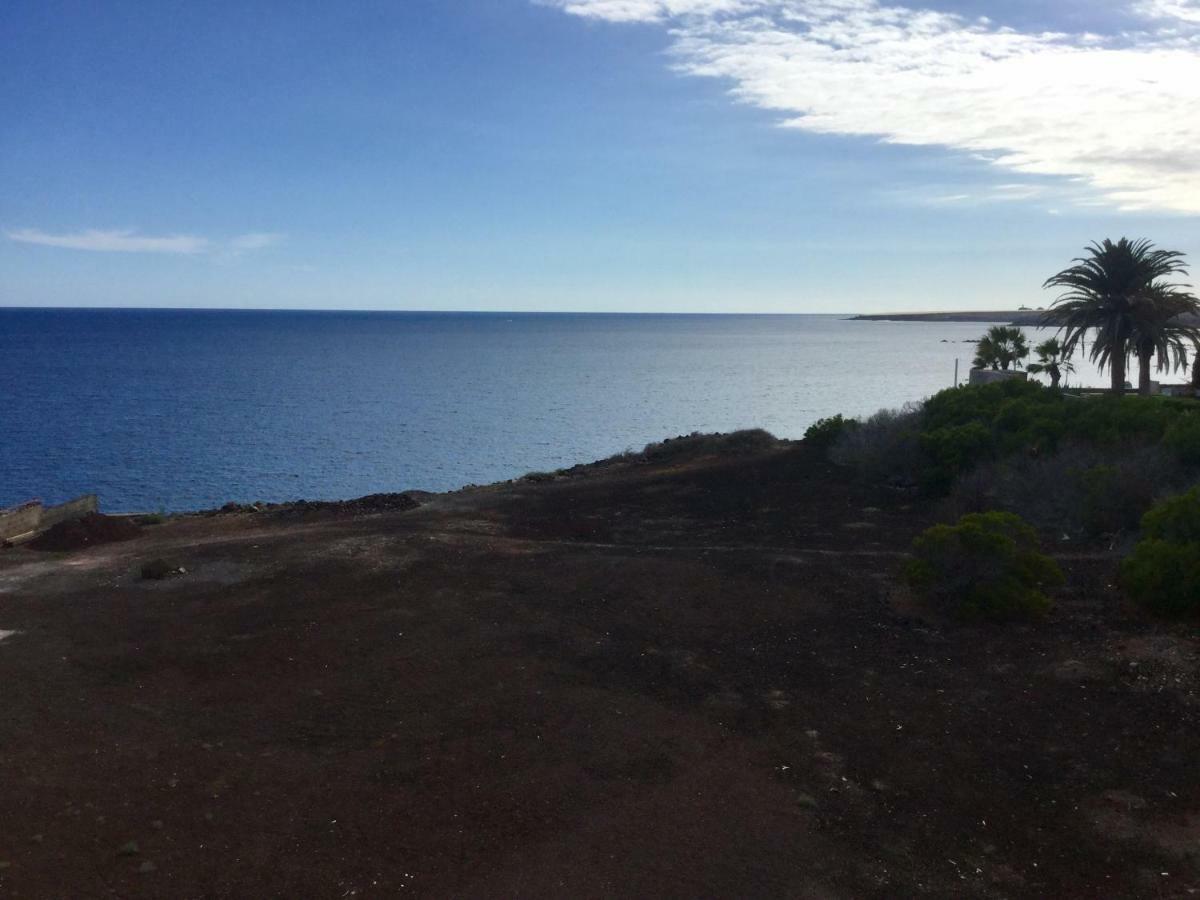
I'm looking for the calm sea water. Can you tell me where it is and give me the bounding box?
[0,309,1105,512]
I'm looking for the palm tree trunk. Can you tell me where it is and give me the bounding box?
[1138,352,1153,396]
[1111,351,1126,395]
[1050,367,1061,390]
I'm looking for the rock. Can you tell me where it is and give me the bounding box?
[870,779,890,793]
[138,861,157,874]
[795,792,820,810]
[116,841,139,857]
[30,834,43,844]
[140,559,174,581]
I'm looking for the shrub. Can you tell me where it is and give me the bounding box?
[1140,485,1200,543]
[804,415,857,451]
[640,429,779,463]
[1120,539,1200,618]
[1120,488,1200,618]
[905,511,1063,621]
[919,422,994,494]
[1163,415,1200,466]
[830,404,923,484]
[1077,464,1156,538]
[941,441,1186,539]
[923,378,1051,432]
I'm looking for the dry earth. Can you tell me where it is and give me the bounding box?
[0,445,1197,898]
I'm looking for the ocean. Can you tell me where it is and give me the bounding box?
[0,308,1105,512]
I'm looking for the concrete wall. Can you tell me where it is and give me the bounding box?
[41,494,98,529]
[968,369,1029,386]
[0,502,44,541]
[0,495,99,541]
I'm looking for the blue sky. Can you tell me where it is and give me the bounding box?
[2,0,1198,313]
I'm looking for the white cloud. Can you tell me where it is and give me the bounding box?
[6,228,284,256]
[546,0,763,22]
[1135,0,1200,23]
[5,228,210,254]
[543,0,1200,214]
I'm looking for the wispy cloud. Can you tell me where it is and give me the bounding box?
[5,228,284,256]
[541,0,1200,214]
[228,232,285,253]
[6,228,210,254]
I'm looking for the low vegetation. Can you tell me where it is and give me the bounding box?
[815,375,1200,620]
[1121,488,1200,617]
[905,511,1062,621]
[802,415,856,451]
[830,379,1199,504]
[640,429,779,463]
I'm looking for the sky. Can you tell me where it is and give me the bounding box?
[2,0,1199,313]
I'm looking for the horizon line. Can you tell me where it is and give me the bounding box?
[0,305,1029,316]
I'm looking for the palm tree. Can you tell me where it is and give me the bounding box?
[973,334,999,371]
[1026,337,1075,389]
[1128,285,1200,395]
[972,325,1029,371]
[1042,238,1192,394]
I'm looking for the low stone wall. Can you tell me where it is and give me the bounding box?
[0,495,99,541]
[41,495,98,529]
[0,502,45,541]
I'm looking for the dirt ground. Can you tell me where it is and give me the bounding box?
[1,445,1197,898]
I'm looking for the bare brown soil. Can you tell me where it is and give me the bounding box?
[27,513,141,552]
[0,445,1197,897]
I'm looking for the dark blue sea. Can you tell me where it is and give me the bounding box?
[0,309,1083,512]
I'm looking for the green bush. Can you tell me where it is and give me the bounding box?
[942,442,1188,539]
[1163,415,1200,466]
[1120,539,1200,618]
[829,405,923,484]
[831,383,1200,499]
[1076,464,1161,537]
[919,422,994,494]
[1140,486,1200,544]
[804,415,857,451]
[1120,488,1200,618]
[905,511,1063,621]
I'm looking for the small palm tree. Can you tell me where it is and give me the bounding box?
[1128,285,1200,395]
[1026,338,1075,389]
[973,325,1029,371]
[1042,238,1192,394]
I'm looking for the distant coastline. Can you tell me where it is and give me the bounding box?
[850,310,1046,325]
[853,310,1200,326]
